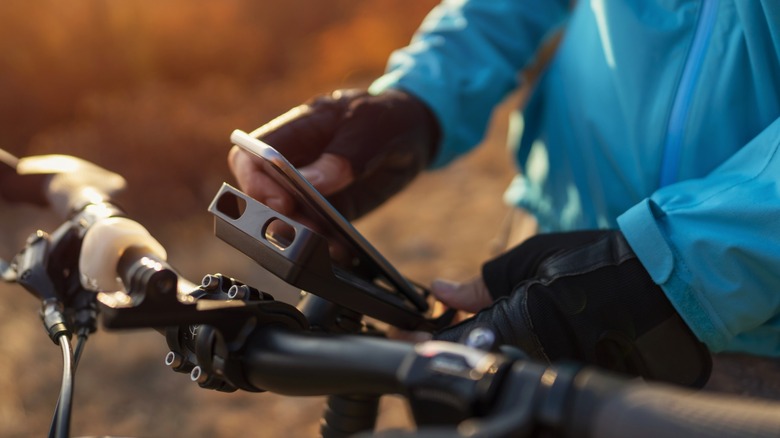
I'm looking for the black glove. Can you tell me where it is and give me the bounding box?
[251,88,440,220]
[435,230,712,388]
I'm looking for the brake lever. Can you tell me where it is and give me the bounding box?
[10,230,60,301]
[16,154,126,217]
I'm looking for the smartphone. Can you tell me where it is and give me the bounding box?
[230,129,428,312]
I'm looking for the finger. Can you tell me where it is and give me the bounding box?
[431,279,467,310]
[227,146,294,215]
[431,278,492,313]
[298,153,354,196]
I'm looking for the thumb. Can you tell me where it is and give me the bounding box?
[431,277,493,313]
[299,153,354,196]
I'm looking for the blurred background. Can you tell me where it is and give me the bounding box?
[0,1,778,437]
[0,1,521,436]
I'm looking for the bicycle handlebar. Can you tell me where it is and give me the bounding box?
[242,329,413,396]
[5,151,780,438]
[567,369,780,438]
[178,315,780,438]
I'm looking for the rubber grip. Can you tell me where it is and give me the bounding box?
[570,370,780,438]
[79,217,167,292]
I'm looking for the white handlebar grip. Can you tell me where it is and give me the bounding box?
[79,217,167,292]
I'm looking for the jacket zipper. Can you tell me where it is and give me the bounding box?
[658,0,719,187]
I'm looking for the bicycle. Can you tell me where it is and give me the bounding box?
[1,149,779,438]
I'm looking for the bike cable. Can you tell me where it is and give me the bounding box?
[49,333,74,438]
[48,326,91,438]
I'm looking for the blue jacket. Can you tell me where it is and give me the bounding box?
[370,0,780,356]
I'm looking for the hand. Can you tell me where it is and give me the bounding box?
[386,277,491,343]
[401,232,612,339]
[228,88,439,221]
[430,277,492,314]
[228,147,353,216]
[432,230,712,388]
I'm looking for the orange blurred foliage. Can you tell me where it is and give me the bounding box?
[0,0,437,228]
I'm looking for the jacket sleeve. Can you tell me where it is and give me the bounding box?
[618,116,780,356]
[369,0,570,167]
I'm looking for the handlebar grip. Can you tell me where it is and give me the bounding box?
[567,369,780,438]
[242,329,413,396]
[79,217,167,292]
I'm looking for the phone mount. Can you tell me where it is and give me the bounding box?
[208,183,453,331]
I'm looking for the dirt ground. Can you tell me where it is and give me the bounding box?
[1,102,779,437]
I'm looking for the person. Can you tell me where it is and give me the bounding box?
[228,1,780,388]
